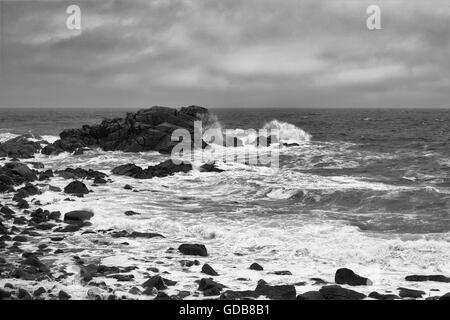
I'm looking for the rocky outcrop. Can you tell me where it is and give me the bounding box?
[0,163,37,193]
[0,134,45,159]
[41,106,209,155]
[112,160,192,179]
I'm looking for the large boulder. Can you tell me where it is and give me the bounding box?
[64,210,94,224]
[0,135,43,158]
[0,163,37,192]
[42,106,210,155]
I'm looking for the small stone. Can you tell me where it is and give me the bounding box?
[201,263,219,276]
[249,263,264,271]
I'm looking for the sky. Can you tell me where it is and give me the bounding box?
[0,0,449,109]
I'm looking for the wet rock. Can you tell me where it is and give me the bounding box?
[38,170,53,181]
[12,235,28,242]
[271,270,292,276]
[255,279,296,300]
[440,292,450,300]
[18,288,32,300]
[128,287,142,295]
[180,260,200,267]
[296,291,325,300]
[0,288,11,299]
[112,160,193,179]
[16,199,29,209]
[109,274,134,282]
[335,268,372,286]
[64,181,89,195]
[319,285,366,300]
[178,243,208,256]
[201,263,219,276]
[33,287,46,297]
[64,210,94,224]
[405,275,450,283]
[49,185,62,192]
[124,184,133,190]
[283,143,300,147]
[57,168,107,180]
[110,230,164,239]
[220,290,259,300]
[21,256,50,273]
[87,288,104,300]
[124,211,141,216]
[368,292,400,300]
[154,292,172,300]
[398,287,426,299]
[249,263,264,271]
[73,148,89,156]
[199,163,224,173]
[0,163,37,189]
[93,177,107,184]
[198,278,226,296]
[43,106,209,155]
[0,135,42,159]
[54,224,83,232]
[58,290,71,300]
[142,275,171,290]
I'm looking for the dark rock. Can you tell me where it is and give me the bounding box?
[0,288,11,299]
[12,235,28,242]
[142,275,176,290]
[271,270,292,276]
[124,184,133,190]
[33,287,46,297]
[16,199,29,209]
[93,177,107,184]
[439,292,450,300]
[201,263,219,276]
[178,244,208,256]
[335,268,372,286]
[398,287,426,299]
[18,288,32,300]
[297,291,325,300]
[112,160,192,179]
[124,211,141,216]
[49,185,62,192]
[21,256,50,273]
[283,143,300,147]
[42,106,210,155]
[38,170,54,181]
[319,285,366,300]
[64,181,89,195]
[109,274,134,282]
[199,163,224,173]
[57,168,107,180]
[405,275,450,283]
[220,290,259,300]
[179,260,200,267]
[0,135,42,158]
[58,290,71,300]
[255,279,296,300]
[198,278,226,295]
[0,163,37,189]
[64,210,94,224]
[249,263,264,271]
[368,292,400,300]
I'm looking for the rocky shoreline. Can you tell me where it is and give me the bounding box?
[1,106,449,300]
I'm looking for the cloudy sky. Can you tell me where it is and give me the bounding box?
[0,0,449,109]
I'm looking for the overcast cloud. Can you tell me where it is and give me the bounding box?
[0,0,449,109]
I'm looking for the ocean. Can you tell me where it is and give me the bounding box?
[1,107,449,298]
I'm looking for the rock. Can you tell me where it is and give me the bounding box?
[368,292,400,300]
[58,290,71,300]
[0,163,37,190]
[198,278,226,295]
[33,287,46,297]
[124,211,141,216]
[0,135,42,158]
[179,260,200,267]
[335,268,372,286]
[142,275,176,290]
[405,275,450,283]
[13,183,40,200]
[297,291,325,300]
[249,263,264,271]
[398,287,426,299]
[319,285,366,300]
[439,292,450,300]
[271,270,292,276]
[254,280,296,300]
[42,106,210,155]
[201,264,219,276]
[64,181,89,194]
[220,290,259,300]
[12,235,28,242]
[128,287,142,295]
[16,199,29,209]
[17,288,32,300]
[124,184,133,190]
[21,256,50,273]
[112,160,193,180]
[283,143,300,147]
[64,210,94,224]
[0,288,11,299]
[93,177,107,184]
[199,163,224,173]
[109,274,134,282]
[49,185,62,192]
[178,244,208,256]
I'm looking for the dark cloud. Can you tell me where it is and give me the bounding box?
[0,0,449,109]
